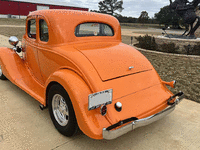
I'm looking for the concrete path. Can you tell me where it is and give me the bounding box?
[0,35,11,47]
[0,34,200,150]
[0,35,22,53]
[0,81,199,150]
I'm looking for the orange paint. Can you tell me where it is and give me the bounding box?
[0,10,176,139]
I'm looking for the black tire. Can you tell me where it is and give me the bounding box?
[0,65,7,80]
[48,84,78,137]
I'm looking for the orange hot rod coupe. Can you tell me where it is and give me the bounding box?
[0,10,184,140]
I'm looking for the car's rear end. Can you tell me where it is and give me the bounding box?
[87,70,184,140]
[75,42,184,140]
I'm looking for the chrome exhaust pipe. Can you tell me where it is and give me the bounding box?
[39,104,47,110]
[173,80,176,88]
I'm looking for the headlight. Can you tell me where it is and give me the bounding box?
[88,89,112,110]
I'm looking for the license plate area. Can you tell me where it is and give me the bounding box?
[88,89,112,110]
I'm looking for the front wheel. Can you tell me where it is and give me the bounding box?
[48,84,78,137]
[0,65,7,80]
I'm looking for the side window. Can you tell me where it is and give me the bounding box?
[27,19,36,39]
[39,19,49,42]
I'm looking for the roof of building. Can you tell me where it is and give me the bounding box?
[10,0,88,9]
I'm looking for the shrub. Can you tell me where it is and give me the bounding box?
[135,34,158,50]
[190,43,200,56]
[159,42,179,54]
[134,35,200,56]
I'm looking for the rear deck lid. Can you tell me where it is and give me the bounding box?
[75,42,152,81]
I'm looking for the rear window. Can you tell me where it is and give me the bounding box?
[75,23,114,37]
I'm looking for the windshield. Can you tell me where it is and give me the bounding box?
[75,23,114,37]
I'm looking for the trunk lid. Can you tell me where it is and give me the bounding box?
[74,42,152,81]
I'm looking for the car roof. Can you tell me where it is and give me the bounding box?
[28,10,121,45]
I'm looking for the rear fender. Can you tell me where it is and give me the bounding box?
[45,69,111,139]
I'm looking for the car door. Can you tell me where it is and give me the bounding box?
[36,16,61,82]
[25,16,44,84]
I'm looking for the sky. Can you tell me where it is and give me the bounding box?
[70,0,170,18]
[14,0,171,18]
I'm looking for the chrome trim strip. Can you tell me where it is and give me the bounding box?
[103,94,184,140]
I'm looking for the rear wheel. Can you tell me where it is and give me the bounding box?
[48,84,78,137]
[0,65,7,80]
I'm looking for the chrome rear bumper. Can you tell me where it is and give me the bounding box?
[103,92,184,140]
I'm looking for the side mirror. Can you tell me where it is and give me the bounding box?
[9,36,19,47]
[8,36,21,53]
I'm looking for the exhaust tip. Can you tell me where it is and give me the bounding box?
[39,104,46,110]
[173,80,176,88]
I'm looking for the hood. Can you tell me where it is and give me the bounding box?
[74,42,152,81]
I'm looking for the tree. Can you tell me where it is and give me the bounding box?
[154,5,181,28]
[98,0,124,15]
[115,14,138,23]
[149,17,158,24]
[138,11,149,24]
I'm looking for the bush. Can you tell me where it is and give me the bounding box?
[159,42,179,54]
[190,44,200,56]
[134,35,200,56]
[135,34,158,50]
[135,35,180,54]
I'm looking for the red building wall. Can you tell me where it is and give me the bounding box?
[0,1,88,16]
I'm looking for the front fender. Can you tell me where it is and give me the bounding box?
[0,47,15,80]
[45,69,111,139]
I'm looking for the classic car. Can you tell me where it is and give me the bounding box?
[0,10,184,140]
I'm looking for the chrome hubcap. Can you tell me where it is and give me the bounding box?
[52,94,69,126]
[0,65,2,76]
